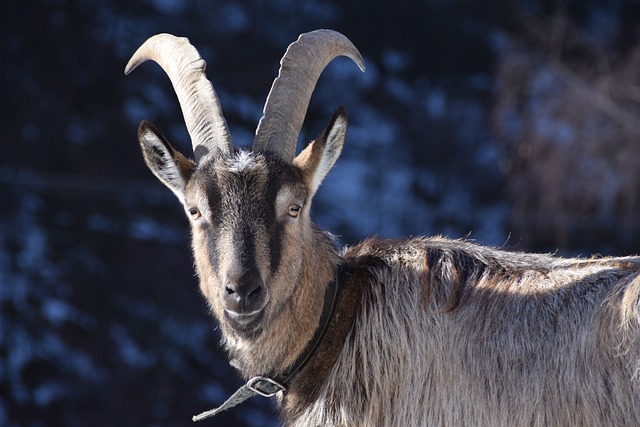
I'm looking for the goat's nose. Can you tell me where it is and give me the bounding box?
[224,269,264,314]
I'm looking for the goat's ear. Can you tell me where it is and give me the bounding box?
[293,107,347,198]
[138,120,196,203]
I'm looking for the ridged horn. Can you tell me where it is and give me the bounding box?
[253,29,365,162]
[125,33,232,163]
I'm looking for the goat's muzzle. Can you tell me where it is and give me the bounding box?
[223,268,267,328]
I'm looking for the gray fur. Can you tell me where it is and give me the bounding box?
[298,237,640,426]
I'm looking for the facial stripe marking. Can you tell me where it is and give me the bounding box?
[269,222,283,276]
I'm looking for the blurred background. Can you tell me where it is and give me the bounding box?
[3,0,640,425]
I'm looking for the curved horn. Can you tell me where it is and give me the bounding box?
[125,33,232,162]
[253,29,365,162]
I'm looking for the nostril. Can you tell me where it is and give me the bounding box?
[247,285,262,300]
[225,284,244,305]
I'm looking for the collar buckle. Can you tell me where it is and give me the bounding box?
[246,376,286,398]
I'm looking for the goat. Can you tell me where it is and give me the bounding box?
[125,30,640,426]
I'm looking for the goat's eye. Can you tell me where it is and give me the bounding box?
[188,207,201,220]
[288,204,301,218]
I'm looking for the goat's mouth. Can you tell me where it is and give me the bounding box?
[224,308,265,333]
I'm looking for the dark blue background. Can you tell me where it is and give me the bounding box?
[3,0,640,425]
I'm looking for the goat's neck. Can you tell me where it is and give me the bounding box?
[227,228,339,379]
